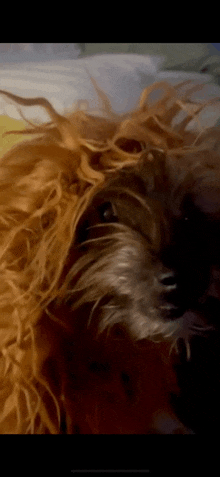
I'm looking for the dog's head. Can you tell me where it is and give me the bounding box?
[1,82,220,433]
[52,146,220,347]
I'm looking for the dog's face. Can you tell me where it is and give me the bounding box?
[54,148,220,345]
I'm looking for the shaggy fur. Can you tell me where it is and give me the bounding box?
[0,81,220,433]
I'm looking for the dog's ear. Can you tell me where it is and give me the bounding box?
[115,137,145,154]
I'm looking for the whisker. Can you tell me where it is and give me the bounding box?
[78,234,124,246]
[190,322,214,334]
[87,296,104,328]
[86,221,128,233]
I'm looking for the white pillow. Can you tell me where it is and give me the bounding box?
[0,53,220,131]
[156,70,220,131]
[0,54,163,122]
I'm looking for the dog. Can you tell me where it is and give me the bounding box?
[0,81,220,434]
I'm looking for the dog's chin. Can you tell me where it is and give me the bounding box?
[178,267,220,339]
[164,295,220,346]
[116,296,220,345]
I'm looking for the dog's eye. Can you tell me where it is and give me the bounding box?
[115,137,145,154]
[98,201,118,223]
[77,202,118,244]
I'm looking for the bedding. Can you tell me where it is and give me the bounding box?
[1,49,220,131]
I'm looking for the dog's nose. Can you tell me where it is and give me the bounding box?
[158,271,187,319]
[159,272,178,289]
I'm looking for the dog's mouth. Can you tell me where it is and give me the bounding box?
[160,265,220,326]
[161,295,220,329]
[159,287,201,321]
[159,302,187,320]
